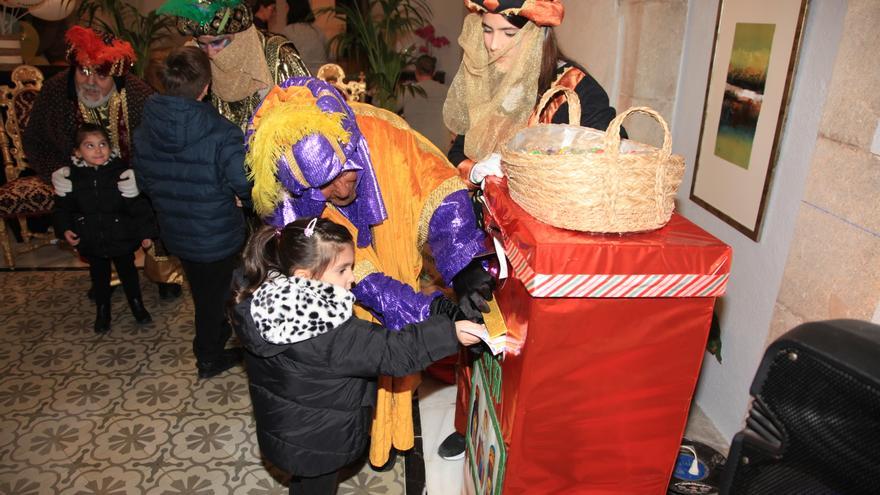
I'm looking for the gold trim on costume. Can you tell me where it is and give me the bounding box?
[78,89,128,152]
[417,175,468,249]
[353,259,379,283]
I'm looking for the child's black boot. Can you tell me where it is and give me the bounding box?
[94,304,111,333]
[128,297,152,324]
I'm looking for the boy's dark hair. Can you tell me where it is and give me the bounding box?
[74,123,110,149]
[160,46,212,99]
[234,218,354,304]
[414,55,436,76]
[254,0,274,10]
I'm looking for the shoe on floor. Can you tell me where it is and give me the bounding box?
[197,348,244,379]
[94,304,111,334]
[437,431,466,460]
[128,297,152,324]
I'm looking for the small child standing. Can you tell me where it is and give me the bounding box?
[53,123,156,333]
[231,218,482,495]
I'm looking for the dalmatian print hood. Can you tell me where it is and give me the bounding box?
[251,274,356,345]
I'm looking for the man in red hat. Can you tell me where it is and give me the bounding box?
[23,26,183,300]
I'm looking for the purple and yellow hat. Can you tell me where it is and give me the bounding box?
[245,77,387,247]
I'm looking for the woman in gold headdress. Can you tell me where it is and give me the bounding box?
[444,0,622,187]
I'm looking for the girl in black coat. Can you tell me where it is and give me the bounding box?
[231,218,483,495]
[53,124,157,333]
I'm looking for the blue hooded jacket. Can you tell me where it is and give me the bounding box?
[133,95,252,263]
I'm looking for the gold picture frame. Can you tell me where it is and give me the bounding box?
[690,0,809,241]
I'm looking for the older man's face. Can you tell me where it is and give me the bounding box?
[320,171,359,207]
[74,67,115,108]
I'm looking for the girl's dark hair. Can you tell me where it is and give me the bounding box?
[233,217,354,304]
[74,123,110,148]
[287,0,316,24]
[536,28,562,105]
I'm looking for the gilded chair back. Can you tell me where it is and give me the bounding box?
[316,63,367,103]
[0,65,51,268]
[0,65,44,183]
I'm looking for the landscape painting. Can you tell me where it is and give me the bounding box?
[714,22,776,169]
[690,0,808,240]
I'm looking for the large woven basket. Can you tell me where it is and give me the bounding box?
[501,89,685,233]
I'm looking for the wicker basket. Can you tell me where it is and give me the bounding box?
[501,90,685,234]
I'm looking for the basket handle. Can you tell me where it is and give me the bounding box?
[535,86,581,126]
[604,106,672,158]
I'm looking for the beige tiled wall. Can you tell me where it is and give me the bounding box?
[767,0,880,342]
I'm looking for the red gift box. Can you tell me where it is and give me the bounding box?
[470,178,731,494]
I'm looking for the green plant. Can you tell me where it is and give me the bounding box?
[320,0,431,110]
[76,0,175,77]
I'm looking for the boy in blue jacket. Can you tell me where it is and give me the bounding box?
[133,46,253,379]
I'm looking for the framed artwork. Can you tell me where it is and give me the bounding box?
[690,0,808,241]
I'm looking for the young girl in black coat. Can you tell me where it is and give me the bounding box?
[53,123,156,333]
[230,218,483,495]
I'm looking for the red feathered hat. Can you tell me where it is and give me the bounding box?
[65,26,136,77]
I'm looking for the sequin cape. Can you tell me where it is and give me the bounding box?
[321,103,485,467]
[22,71,153,183]
[210,33,309,131]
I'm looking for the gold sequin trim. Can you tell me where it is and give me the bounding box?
[78,89,129,152]
[353,259,379,283]
[417,175,468,249]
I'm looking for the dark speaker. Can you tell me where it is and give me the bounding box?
[719,319,880,495]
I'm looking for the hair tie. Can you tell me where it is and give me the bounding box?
[304,218,318,238]
[273,228,282,238]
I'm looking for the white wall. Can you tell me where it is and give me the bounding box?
[422,0,468,81]
[670,0,848,440]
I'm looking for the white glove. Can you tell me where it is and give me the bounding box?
[468,153,503,185]
[117,169,140,198]
[51,167,72,196]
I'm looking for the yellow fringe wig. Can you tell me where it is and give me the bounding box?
[245,86,352,216]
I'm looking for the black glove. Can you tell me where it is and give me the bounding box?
[429,296,468,322]
[453,259,495,322]
[452,259,495,301]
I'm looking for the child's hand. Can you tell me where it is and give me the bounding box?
[141,239,153,249]
[234,196,242,207]
[454,320,484,346]
[64,230,80,246]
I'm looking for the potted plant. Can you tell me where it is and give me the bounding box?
[320,0,431,111]
[76,0,175,77]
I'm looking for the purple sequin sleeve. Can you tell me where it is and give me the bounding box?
[352,272,440,330]
[428,189,487,285]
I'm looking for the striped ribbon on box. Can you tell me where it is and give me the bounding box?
[503,238,729,298]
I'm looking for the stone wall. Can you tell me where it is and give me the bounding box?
[768,0,880,341]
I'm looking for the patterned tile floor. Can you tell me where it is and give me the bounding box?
[0,270,411,495]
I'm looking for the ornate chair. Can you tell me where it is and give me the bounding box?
[0,65,54,268]
[316,63,367,102]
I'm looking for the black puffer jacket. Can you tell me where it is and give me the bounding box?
[132,95,252,263]
[53,158,156,258]
[231,273,460,477]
